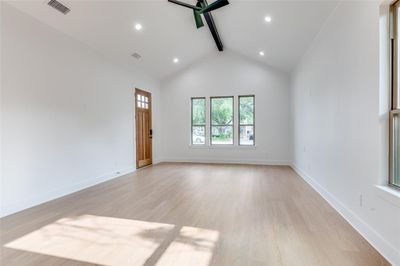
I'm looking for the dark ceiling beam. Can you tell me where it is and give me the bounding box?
[203,12,223,51]
[201,0,223,51]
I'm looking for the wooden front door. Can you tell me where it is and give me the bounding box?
[135,88,152,168]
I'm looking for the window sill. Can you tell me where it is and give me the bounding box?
[189,145,257,150]
[374,185,400,208]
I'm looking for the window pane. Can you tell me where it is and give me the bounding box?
[137,94,141,100]
[240,126,254,146]
[211,97,233,125]
[394,113,400,186]
[192,126,205,145]
[239,96,254,125]
[211,126,233,145]
[192,98,206,125]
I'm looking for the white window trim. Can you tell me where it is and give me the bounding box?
[189,144,257,149]
[389,2,400,189]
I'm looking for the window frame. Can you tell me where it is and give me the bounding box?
[238,95,255,146]
[389,110,400,188]
[191,97,207,145]
[210,96,234,145]
[390,1,400,189]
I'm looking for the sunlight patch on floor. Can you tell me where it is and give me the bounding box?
[155,226,219,266]
[4,214,219,266]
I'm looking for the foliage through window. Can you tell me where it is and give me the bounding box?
[211,97,234,145]
[239,96,255,145]
[390,1,400,188]
[191,98,206,145]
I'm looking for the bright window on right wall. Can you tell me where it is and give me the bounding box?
[390,1,400,188]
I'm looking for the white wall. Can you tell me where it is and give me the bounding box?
[159,51,291,164]
[290,1,400,264]
[0,3,160,217]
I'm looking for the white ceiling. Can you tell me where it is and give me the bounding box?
[6,0,338,79]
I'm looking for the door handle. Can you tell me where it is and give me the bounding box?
[149,129,153,139]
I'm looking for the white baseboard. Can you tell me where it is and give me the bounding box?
[158,157,291,166]
[290,163,400,266]
[0,167,135,218]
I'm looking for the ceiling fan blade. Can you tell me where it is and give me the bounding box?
[168,0,201,10]
[199,0,229,14]
[193,10,204,28]
[193,1,204,28]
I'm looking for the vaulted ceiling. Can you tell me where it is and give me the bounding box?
[7,0,338,79]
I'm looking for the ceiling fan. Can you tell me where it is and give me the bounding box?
[168,0,229,51]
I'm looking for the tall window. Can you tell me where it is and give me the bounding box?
[210,97,234,145]
[239,95,255,145]
[390,2,400,188]
[191,98,206,145]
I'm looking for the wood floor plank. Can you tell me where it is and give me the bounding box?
[0,163,390,266]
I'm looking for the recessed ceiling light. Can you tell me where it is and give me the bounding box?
[259,51,265,56]
[264,16,272,23]
[135,23,142,31]
[173,58,179,63]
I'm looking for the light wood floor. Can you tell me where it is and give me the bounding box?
[1,163,389,266]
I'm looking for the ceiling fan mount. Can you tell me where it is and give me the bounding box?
[168,0,229,51]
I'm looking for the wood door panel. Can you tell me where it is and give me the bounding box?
[135,89,152,168]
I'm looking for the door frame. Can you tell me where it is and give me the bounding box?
[135,88,152,169]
